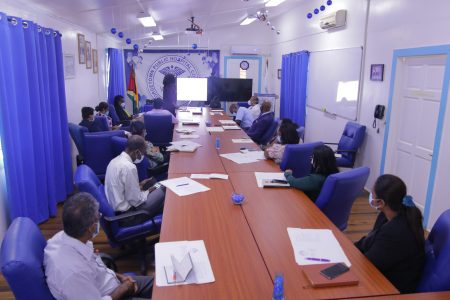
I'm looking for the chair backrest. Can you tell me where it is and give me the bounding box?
[237,102,250,108]
[297,126,305,142]
[417,209,450,292]
[280,141,323,178]
[140,104,153,112]
[93,115,110,132]
[315,167,370,231]
[336,122,366,168]
[259,118,279,146]
[0,217,56,300]
[108,104,120,126]
[144,114,173,147]
[110,136,150,182]
[68,123,88,156]
[74,165,119,247]
[82,130,125,180]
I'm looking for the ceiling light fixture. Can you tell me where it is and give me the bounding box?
[265,0,286,7]
[240,16,257,26]
[138,15,156,27]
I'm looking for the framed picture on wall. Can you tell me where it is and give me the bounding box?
[92,49,98,74]
[85,41,92,69]
[63,53,76,79]
[370,64,384,81]
[77,33,85,64]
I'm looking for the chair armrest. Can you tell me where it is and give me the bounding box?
[104,210,151,222]
[148,162,169,175]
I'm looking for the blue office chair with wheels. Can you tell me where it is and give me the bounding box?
[259,118,279,146]
[417,209,450,292]
[144,114,173,147]
[280,141,323,178]
[74,165,162,274]
[326,122,366,168]
[315,167,370,231]
[0,217,56,300]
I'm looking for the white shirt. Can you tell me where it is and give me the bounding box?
[145,108,178,124]
[235,107,254,129]
[44,231,120,300]
[248,104,261,120]
[105,152,149,212]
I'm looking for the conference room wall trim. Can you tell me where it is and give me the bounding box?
[224,55,263,94]
[380,45,450,228]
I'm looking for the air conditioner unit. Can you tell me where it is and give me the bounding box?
[230,45,261,55]
[320,9,347,30]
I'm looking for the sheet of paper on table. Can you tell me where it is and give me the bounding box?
[190,173,229,180]
[287,228,351,267]
[254,172,287,188]
[218,119,236,125]
[179,134,200,139]
[206,127,225,133]
[155,240,215,287]
[222,125,241,130]
[175,128,196,134]
[210,112,223,116]
[167,140,202,152]
[232,138,254,144]
[160,177,210,196]
[220,151,265,164]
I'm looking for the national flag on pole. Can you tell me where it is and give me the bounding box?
[127,65,139,114]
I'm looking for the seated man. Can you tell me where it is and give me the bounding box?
[145,98,178,124]
[44,192,153,300]
[246,101,275,144]
[105,135,165,226]
[79,106,103,132]
[229,103,254,130]
[247,96,261,120]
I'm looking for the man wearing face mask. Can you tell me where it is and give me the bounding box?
[247,96,261,120]
[105,135,165,227]
[44,192,153,299]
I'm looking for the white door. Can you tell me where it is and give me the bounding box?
[386,55,446,213]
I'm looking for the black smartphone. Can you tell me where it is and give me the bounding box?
[320,263,349,280]
[271,179,288,184]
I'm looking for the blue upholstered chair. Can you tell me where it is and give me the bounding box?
[74,165,162,274]
[280,141,323,178]
[82,130,126,180]
[144,114,173,147]
[259,118,279,146]
[237,102,250,108]
[140,104,153,112]
[315,167,370,231]
[108,104,121,126]
[68,123,88,164]
[93,115,110,131]
[0,217,56,300]
[327,122,366,168]
[417,209,450,292]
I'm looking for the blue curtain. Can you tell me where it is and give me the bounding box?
[0,13,73,224]
[107,48,125,104]
[280,51,309,127]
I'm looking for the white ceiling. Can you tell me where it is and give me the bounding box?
[8,0,305,41]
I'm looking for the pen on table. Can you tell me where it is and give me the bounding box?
[305,257,330,262]
[176,183,189,187]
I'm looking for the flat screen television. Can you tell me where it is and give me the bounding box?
[207,78,253,102]
[177,77,208,101]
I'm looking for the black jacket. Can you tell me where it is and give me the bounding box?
[355,213,425,293]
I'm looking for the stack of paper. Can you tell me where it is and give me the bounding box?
[206,127,224,133]
[190,173,229,180]
[181,120,200,125]
[211,109,223,112]
[220,151,265,164]
[155,240,215,287]
[287,228,351,267]
[232,138,253,144]
[175,128,196,134]
[167,140,202,152]
[179,134,200,139]
[210,112,223,116]
[160,177,210,196]
[254,172,287,188]
[222,125,241,130]
[218,119,236,125]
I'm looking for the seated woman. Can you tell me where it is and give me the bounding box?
[355,174,425,294]
[95,101,114,130]
[113,95,132,123]
[264,121,300,164]
[284,144,338,202]
[129,120,166,167]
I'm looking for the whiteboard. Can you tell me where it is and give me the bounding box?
[306,47,363,120]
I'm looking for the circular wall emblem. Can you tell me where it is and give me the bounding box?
[146,55,200,99]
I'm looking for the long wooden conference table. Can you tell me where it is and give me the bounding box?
[152,108,399,299]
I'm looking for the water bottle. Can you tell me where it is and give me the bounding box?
[215,137,221,150]
[272,272,284,300]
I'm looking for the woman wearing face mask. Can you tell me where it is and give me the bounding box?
[355,174,425,294]
[95,101,114,130]
[114,95,133,123]
[284,145,338,202]
[129,120,166,167]
[264,121,300,164]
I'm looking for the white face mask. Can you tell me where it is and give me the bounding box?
[368,192,380,209]
[92,222,100,239]
[248,100,252,106]
[276,136,282,143]
[121,102,126,109]
[133,150,144,164]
